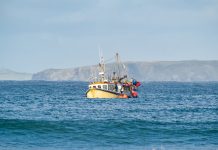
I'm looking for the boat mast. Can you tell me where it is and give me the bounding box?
[98,48,105,82]
[115,53,121,78]
[115,52,128,81]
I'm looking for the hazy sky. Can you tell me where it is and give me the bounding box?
[1,0,218,73]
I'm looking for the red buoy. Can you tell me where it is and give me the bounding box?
[131,90,138,98]
[135,82,141,87]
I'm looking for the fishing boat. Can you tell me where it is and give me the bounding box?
[86,53,141,99]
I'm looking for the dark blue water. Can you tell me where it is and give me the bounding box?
[0,81,217,150]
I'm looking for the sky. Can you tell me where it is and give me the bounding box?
[0,0,218,73]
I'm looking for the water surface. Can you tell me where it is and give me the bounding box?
[0,81,217,150]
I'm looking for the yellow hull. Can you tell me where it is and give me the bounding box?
[86,89,121,98]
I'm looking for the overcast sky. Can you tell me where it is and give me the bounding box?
[1,0,218,73]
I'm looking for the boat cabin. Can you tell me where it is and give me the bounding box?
[89,82,131,95]
[89,83,115,91]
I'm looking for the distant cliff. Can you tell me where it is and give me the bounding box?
[32,61,218,82]
[0,69,32,80]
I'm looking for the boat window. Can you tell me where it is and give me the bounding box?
[93,86,96,88]
[108,84,115,91]
[98,85,101,89]
[124,86,130,91]
[103,85,107,90]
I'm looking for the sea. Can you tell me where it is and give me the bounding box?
[0,81,217,150]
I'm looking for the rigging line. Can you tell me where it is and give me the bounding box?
[104,57,114,63]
